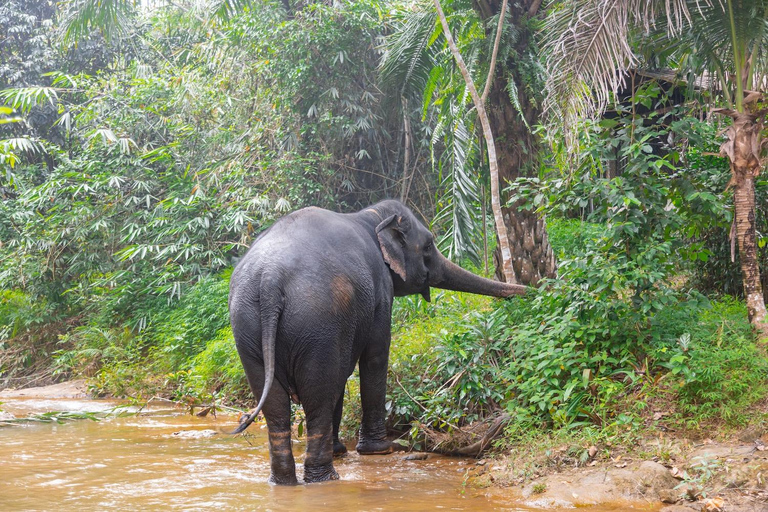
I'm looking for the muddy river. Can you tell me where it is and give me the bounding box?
[0,397,654,511]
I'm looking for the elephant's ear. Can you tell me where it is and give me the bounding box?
[376,214,407,281]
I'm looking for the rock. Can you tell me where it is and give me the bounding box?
[658,488,683,503]
[689,445,754,462]
[588,445,598,458]
[702,496,725,511]
[404,453,428,461]
[634,461,680,494]
[0,379,88,399]
[738,426,765,443]
[524,497,579,509]
[660,506,700,512]
[727,505,768,512]
[0,411,15,421]
[725,468,751,488]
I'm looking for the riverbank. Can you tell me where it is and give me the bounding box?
[470,426,768,511]
[0,379,88,399]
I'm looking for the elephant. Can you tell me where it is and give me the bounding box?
[228,200,526,485]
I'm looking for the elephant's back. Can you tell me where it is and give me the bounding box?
[240,207,376,268]
[230,206,387,312]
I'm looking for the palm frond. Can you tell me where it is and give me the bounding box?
[1,137,43,169]
[642,0,768,107]
[541,0,692,147]
[433,101,483,264]
[0,87,59,114]
[379,8,440,97]
[209,0,254,21]
[59,0,136,45]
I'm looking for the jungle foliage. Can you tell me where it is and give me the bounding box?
[1,0,767,451]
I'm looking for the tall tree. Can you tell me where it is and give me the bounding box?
[381,0,556,285]
[476,0,556,285]
[432,0,516,282]
[544,0,768,332]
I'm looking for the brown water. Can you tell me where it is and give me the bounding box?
[0,398,651,511]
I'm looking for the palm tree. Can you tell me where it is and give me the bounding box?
[543,0,768,332]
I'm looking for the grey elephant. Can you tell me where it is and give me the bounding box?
[229,200,526,484]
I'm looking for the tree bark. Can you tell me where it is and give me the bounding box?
[475,0,556,286]
[715,109,767,334]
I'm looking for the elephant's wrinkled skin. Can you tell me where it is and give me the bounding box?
[229,200,526,484]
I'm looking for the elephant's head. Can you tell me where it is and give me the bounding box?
[374,202,527,300]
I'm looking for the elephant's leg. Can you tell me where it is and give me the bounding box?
[262,392,298,486]
[356,331,393,455]
[238,352,297,485]
[301,400,340,483]
[295,355,341,483]
[332,394,347,456]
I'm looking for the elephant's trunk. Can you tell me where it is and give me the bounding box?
[430,254,527,297]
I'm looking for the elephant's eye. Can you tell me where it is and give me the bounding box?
[424,241,433,253]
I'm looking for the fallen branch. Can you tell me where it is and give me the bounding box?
[452,413,511,457]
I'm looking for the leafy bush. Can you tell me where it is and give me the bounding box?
[51,273,232,399]
[54,326,136,377]
[185,328,249,404]
[663,298,768,425]
[144,274,231,369]
[0,289,57,339]
[386,292,496,429]
[546,218,603,259]
[387,216,763,446]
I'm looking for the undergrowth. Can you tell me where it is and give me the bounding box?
[383,217,768,450]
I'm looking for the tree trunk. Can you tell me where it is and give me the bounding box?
[716,109,767,334]
[476,0,556,286]
[733,174,766,325]
[433,0,516,282]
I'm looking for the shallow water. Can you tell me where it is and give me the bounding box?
[0,398,652,511]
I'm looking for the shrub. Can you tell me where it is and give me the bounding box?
[0,290,58,339]
[146,274,231,369]
[386,230,765,447]
[546,218,603,259]
[186,328,249,404]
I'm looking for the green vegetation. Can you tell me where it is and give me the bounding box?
[2,0,768,460]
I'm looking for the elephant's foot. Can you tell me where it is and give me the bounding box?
[356,437,393,455]
[333,439,348,457]
[268,472,299,486]
[303,463,340,483]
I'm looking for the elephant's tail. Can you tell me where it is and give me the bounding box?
[230,277,281,435]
